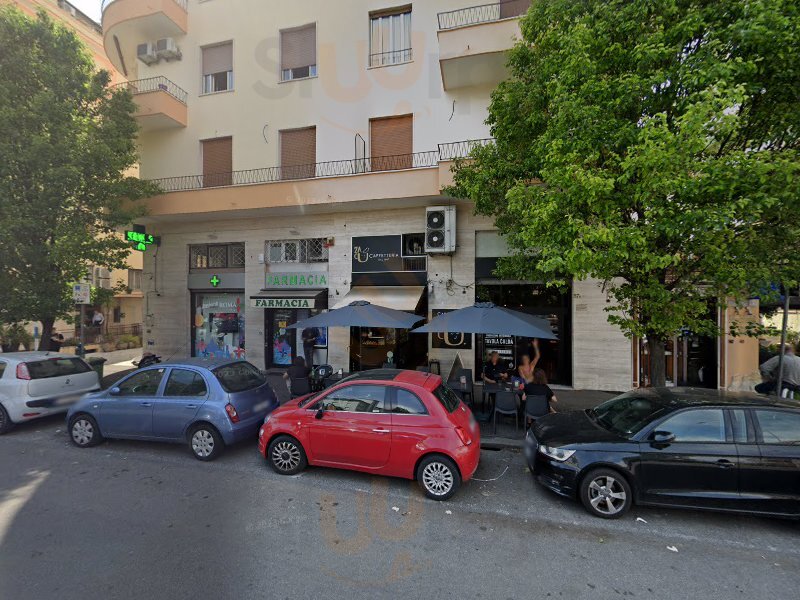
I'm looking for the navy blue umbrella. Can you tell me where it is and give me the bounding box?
[287,301,423,330]
[413,302,557,338]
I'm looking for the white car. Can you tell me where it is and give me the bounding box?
[0,352,100,434]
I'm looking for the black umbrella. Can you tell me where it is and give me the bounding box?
[412,302,557,338]
[287,301,423,330]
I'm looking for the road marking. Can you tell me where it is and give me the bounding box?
[0,470,50,546]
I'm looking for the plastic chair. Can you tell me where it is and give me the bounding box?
[525,394,550,427]
[493,391,519,435]
[459,369,474,404]
[291,377,311,399]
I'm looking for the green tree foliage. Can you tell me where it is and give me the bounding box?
[0,8,158,350]
[449,0,800,385]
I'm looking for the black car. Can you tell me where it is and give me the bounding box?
[526,388,800,519]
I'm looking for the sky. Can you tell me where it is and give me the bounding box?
[69,0,102,23]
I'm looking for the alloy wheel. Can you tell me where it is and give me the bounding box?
[72,419,94,446]
[422,462,454,497]
[271,441,301,472]
[587,475,627,516]
[192,430,215,458]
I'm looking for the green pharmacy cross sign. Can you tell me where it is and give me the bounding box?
[125,228,160,252]
[210,275,221,288]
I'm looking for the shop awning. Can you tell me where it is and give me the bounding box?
[333,286,425,312]
[250,289,327,310]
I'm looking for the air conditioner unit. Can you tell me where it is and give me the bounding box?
[424,206,456,254]
[137,42,158,65]
[155,38,181,60]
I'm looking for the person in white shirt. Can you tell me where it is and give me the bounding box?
[756,344,800,395]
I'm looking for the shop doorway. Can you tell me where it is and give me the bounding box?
[475,284,572,386]
[264,308,328,370]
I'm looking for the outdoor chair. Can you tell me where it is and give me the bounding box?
[459,369,474,404]
[291,377,311,399]
[525,394,550,427]
[493,391,520,435]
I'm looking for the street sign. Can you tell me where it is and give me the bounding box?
[72,283,91,305]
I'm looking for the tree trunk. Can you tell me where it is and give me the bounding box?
[39,317,55,352]
[647,334,667,387]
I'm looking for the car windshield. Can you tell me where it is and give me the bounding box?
[212,362,267,393]
[433,384,460,413]
[588,393,667,438]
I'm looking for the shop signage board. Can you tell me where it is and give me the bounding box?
[430,309,472,349]
[483,334,515,370]
[264,273,328,289]
[352,235,404,273]
[251,298,314,309]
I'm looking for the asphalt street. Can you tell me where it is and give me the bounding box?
[0,414,798,600]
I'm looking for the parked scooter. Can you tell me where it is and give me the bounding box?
[133,352,162,369]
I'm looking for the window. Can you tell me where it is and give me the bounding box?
[202,137,233,188]
[370,7,412,67]
[116,369,166,396]
[370,114,413,171]
[755,410,800,445]
[165,369,208,397]
[0,362,7,378]
[433,384,460,413]
[266,239,328,264]
[202,42,233,93]
[113,307,122,323]
[190,243,245,270]
[280,127,316,180]
[281,24,317,81]
[393,389,428,415]
[213,363,266,393]
[656,409,727,443]
[322,385,387,413]
[25,358,92,380]
[592,393,667,437]
[128,269,143,291]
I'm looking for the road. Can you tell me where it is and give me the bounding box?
[1,415,798,600]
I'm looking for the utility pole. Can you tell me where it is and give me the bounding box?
[775,285,792,397]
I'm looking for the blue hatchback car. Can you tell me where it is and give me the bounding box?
[67,359,278,461]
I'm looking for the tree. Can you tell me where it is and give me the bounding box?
[0,8,158,350]
[449,0,800,386]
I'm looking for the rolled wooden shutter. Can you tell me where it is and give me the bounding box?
[281,24,316,71]
[370,114,413,171]
[202,137,232,187]
[500,0,531,19]
[280,127,316,180]
[202,43,233,75]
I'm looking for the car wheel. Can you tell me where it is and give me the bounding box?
[267,435,307,475]
[69,414,104,448]
[0,404,12,435]
[417,455,461,501]
[189,424,223,461]
[580,468,632,519]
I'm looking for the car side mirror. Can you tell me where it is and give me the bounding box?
[315,407,325,420]
[651,431,676,444]
[109,387,121,396]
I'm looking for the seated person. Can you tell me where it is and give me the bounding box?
[523,368,558,420]
[283,356,310,381]
[482,352,508,384]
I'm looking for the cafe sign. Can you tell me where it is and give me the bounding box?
[352,235,404,273]
[251,298,313,309]
[264,273,328,289]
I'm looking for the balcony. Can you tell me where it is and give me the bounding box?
[101,0,188,77]
[138,139,494,220]
[116,77,187,131]
[437,0,530,90]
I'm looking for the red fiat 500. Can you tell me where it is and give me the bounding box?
[258,369,480,500]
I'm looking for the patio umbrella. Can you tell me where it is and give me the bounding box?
[412,302,557,339]
[286,301,423,330]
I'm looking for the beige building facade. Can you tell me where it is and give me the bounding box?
[100,0,757,391]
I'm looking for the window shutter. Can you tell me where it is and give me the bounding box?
[202,137,233,187]
[280,127,316,180]
[281,24,316,71]
[202,43,233,75]
[370,114,413,171]
[500,0,531,19]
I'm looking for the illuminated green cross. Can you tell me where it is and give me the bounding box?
[210,275,221,288]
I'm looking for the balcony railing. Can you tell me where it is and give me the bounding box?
[369,48,414,68]
[114,77,188,104]
[101,0,188,12]
[148,139,494,193]
[437,0,530,31]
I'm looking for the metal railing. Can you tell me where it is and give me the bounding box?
[148,139,494,193]
[101,0,188,13]
[114,76,188,104]
[438,0,530,31]
[369,48,414,68]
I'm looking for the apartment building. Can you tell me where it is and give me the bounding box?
[100,0,759,391]
[6,0,144,343]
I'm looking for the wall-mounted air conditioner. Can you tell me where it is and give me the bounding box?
[424,206,457,254]
[155,38,182,60]
[137,42,158,65]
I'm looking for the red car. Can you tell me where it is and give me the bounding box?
[258,369,480,500]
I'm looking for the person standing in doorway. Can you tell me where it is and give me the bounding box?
[302,327,319,370]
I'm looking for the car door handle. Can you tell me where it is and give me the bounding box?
[185,405,198,410]
[716,459,736,469]
[372,428,391,434]
[140,402,153,408]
